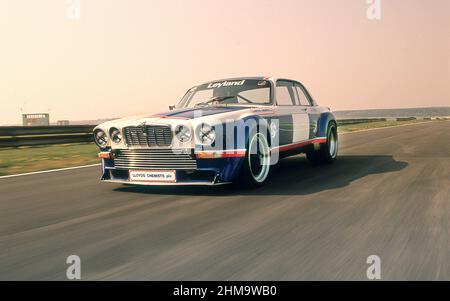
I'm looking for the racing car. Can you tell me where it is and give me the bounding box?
[94,77,338,187]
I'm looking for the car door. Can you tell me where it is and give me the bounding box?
[275,80,310,145]
[293,82,320,139]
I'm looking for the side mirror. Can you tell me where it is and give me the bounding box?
[169,105,176,111]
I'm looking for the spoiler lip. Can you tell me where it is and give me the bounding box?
[102,179,231,186]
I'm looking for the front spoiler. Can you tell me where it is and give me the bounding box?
[102,179,232,186]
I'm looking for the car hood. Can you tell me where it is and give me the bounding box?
[153,106,249,119]
[96,106,271,130]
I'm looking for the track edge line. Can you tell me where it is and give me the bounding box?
[0,163,101,179]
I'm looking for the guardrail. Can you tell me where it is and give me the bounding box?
[395,117,417,122]
[337,117,432,125]
[337,118,387,125]
[0,125,95,148]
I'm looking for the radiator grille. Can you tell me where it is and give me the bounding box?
[123,125,172,147]
[113,149,197,170]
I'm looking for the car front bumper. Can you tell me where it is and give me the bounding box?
[98,148,246,186]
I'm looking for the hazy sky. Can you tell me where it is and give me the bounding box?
[1,0,449,124]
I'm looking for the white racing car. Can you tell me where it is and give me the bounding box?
[94,77,338,187]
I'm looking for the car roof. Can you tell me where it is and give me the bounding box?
[198,76,267,84]
[209,75,305,84]
[199,76,304,84]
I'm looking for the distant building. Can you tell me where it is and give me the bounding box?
[22,113,50,126]
[57,120,70,126]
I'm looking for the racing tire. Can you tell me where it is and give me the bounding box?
[306,122,338,164]
[239,131,271,188]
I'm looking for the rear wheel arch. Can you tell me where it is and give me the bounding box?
[307,121,338,164]
[316,112,337,138]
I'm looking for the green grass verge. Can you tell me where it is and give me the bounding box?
[0,143,99,176]
[338,119,430,133]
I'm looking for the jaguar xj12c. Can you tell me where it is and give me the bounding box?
[94,77,338,187]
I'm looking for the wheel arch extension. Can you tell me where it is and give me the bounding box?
[241,115,272,147]
[316,112,337,138]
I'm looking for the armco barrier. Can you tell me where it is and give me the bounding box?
[337,118,387,125]
[0,125,95,147]
[396,117,417,121]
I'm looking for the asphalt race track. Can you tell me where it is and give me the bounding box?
[1,121,449,280]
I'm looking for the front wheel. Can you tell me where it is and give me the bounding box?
[239,132,271,188]
[306,122,338,164]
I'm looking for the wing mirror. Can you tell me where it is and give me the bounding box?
[169,105,176,111]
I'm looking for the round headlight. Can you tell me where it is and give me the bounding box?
[109,127,122,144]
[94,129,108,147]
[175,125,191,142]
[198,124,216,145]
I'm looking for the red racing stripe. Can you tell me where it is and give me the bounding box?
[272,137,327,153]
[195,150,246,159]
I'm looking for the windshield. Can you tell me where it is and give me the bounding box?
[177,79,272,108]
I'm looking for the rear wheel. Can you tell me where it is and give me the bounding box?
[306,122,338,164]
[239,132,271,188]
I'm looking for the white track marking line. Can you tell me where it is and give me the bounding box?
[0,163,101,179]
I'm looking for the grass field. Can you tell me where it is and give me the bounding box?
[0,119,439,176]
[338,119,430,133]
[0,143,99,176]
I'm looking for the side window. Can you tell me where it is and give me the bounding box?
[276,81,296,106]
[295,84,311,106]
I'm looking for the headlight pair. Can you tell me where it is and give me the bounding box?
[94,127,122,147]
[175,124,216,145]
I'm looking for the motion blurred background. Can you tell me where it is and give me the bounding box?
[1,0,449,125]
